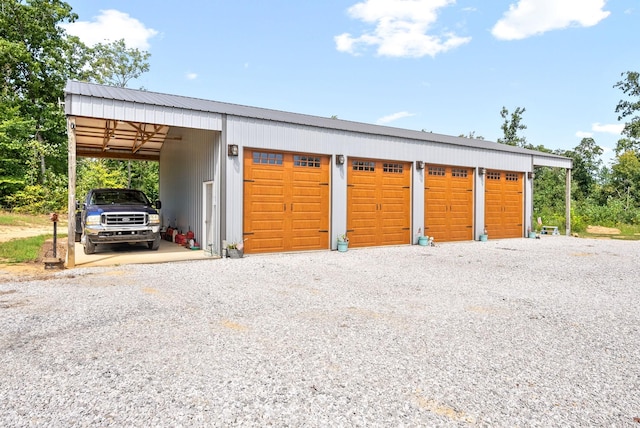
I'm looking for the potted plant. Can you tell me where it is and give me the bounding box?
[417,228,428,246]
[479,226,488,242]
[227,241,244,258]
[337,233,349,252]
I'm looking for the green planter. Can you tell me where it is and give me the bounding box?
[479,234,488,242]
[418,236,428,246]
[337,241,348,252]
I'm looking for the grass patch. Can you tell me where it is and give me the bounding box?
[0,235,53,263]
[0,234,67,263]
[0,211,67,227]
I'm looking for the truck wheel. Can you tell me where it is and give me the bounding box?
[84,239,96,255]
[149,235,160,251]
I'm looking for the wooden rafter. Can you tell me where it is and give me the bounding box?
[127,122,165,154]
[102,120,117,151]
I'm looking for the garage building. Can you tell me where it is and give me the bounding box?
[64,81,573,267]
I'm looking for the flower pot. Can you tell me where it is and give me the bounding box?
[479,234,488,242]
[528,232,537,239]
[418,236,428,246]
[227,248,243,258]
[337,241,348,252]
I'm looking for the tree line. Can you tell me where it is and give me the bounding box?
[0,0,156,214]
[494,73,640,231]
[2,1,640,232]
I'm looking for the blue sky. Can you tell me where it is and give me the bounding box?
[64,1,638,163]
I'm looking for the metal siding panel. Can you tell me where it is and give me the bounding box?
[160,128,216,246]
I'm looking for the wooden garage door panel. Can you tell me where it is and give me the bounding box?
[348,159,410,247]
[484,171,523,239]
[425,166,473,242]
[244,150,329,253]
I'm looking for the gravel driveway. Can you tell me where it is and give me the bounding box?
[1,237,639,427]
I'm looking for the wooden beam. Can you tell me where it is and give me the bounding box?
[76,149,160,161]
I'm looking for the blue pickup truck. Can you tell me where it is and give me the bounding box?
[76,188,162,255]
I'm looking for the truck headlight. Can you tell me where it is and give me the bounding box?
[85,215,101,226]
[149,214,160,225]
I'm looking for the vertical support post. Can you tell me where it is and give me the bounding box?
[565,168,572,236]
[67,116,77,268]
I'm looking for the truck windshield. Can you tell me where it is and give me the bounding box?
[91,190,150,205]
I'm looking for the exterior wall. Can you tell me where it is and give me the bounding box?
[160,128,219,249]
[224,116,540,247]
[66,94,223,131]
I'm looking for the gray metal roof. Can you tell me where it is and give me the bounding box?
[65,80,571,164]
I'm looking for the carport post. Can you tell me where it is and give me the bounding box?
[67,116,76,268]
[565,168,572,236]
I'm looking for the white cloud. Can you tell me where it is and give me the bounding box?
[377,111,415,124]
[592,122,624,134]
[185,72,198,80]
[576,131,593,138]
[335,0,471,58]
[62,9,158,50]
[491,0,610,40]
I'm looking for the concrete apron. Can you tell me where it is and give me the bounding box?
[73,240,215,268]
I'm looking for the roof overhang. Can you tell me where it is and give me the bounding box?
[73,116,177,161]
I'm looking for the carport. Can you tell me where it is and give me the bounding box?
[64,82,224,268]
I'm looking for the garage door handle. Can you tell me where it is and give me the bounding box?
[291,204,294,212]
[284,204,286,211]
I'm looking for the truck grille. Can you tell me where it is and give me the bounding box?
[102,213,147,226]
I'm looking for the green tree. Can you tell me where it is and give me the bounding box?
[497,106,527,147]
[614,71,640,142]
[0,0,89,210]
[562,137,603,201]
[88,39,151,88]
[458,131,484,140]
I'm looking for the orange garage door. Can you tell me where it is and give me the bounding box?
[347,159,411,247]
[485,170,523,239]
[243,150,330,253]
[424,165,473,242]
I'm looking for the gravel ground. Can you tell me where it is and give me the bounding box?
[1,236,639,427]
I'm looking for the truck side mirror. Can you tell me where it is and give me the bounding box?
[155,200,162,209]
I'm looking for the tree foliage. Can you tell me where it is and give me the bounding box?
[0,0,156,213]
[89,39,151,88]
[614,71,640,141]
[497,106,527,147]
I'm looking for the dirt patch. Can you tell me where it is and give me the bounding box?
[586,225,621,235]
[0,237,68,281]
[0,224,59,243]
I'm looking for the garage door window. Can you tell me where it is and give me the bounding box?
[383,163,404,173]
[352,161,375,171]
[428,166,446,176]
[487,171,501,180]
[253,152,283,165]
[506,172,519,181]
[452,168,468,178]
[294,155,321,168]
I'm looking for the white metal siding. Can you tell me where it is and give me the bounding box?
[160,128,218,247]
[224,116,544,245]
[67,94,223,130]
